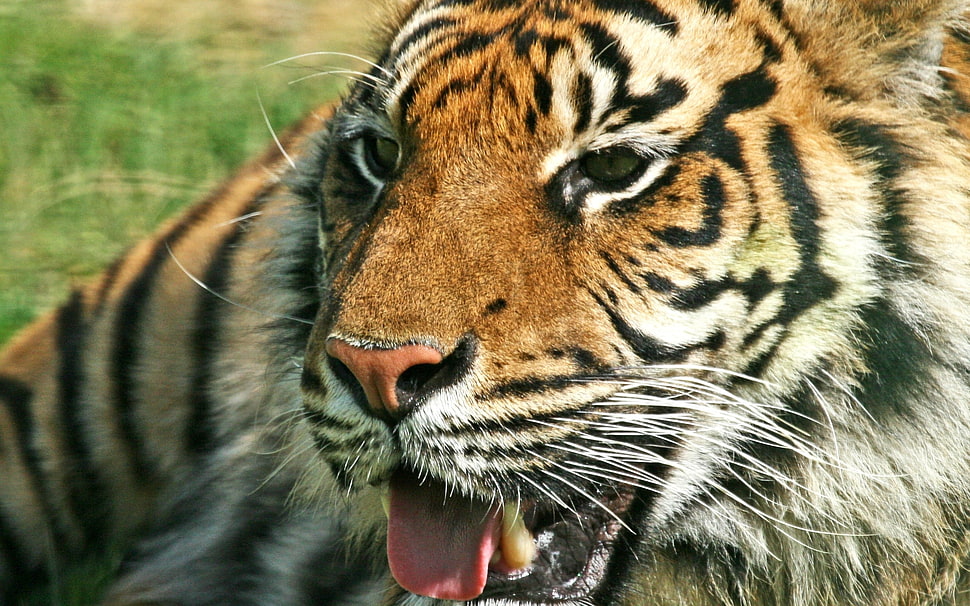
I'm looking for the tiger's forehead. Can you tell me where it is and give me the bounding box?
[371,0,781,148]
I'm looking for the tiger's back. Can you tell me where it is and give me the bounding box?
[0,111,329,595]
[6,1,970,605]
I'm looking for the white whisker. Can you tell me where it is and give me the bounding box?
[287,68,387,89]
[256,87,295,169]
[165,243,314,325]
[265,51,392,79]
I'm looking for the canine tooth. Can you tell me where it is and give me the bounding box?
[380,485,390,518]
[501,502,536,570]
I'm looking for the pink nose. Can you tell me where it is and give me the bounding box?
[325,338,444,419]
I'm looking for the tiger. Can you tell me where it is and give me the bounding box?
[5,0,970,604]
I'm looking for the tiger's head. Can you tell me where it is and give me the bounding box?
[294,0,970,604]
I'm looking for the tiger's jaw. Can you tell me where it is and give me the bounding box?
[381,468,638,605]
[299,353,687,606]
[299,337,653,604]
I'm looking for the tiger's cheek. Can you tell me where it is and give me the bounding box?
[572,155,769,371]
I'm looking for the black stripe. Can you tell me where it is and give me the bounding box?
[513,28,540,57]
[643,267,776,311]
[0,376,70,552]
[271,265,320,360]
[300,367,327,397]
[300,538,382,605]
[739,123,839,377]
[642,272,676,293]
[573,72,594,134]
[430,0,476,7]
[477,375,580,400]
[601,252,642,295]
[737,267,776,307]
[431,74,479,111]
[720,66,778,115]
[482,0,518,9]
[854,302,930,420]
[767,122,838,324]
[567,346,603,371]
[56,290,111,547]
[826,121,936,420]
[741,317,776,349]
[484,298,508,315]
[301,405,357,433]
[533,71,553,116]
[396,30,496,120]
[0,378,34,587]
[755,29,784,64]
[110,199,217,482]
[763,0,784,21]
[185,233,240,455]
[593,488,662,604]
[493,65,520,110]
[396,85,421,127]
[390,17,460,65]
[112,243,180,481]
[525,107,538,133]
[590,290,690,363]
[351,56,392,110]
[309,431,335,454]
[829,118,923,271]
[586,0,679,35]
[623,78,688,125]
[655,173,725,247]
[512,28,572,64]
[0,506,31,598]
[952,25,970,46]
[683,64,777,171]
[580,22,633,87]
[609,162,681,217]
[452,403,598,436]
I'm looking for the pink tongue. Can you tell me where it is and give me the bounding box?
[387,472,502,601]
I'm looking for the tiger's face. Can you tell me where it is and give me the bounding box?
[299,0,881,603]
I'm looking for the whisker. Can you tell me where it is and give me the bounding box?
[166,242,314,325]
[525,451,634,532]
[264,51,392,79]
[256,86,295,169]
[287,68,387,89]
[216,211,263,227]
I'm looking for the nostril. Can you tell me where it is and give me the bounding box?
[396,363,444,413]
[325,338,446,420]
[325,336,477,421]
[395,337,476,414]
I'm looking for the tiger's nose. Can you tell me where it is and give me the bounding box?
[325,338,445,420]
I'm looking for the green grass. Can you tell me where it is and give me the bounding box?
[0,0,364,344]
[0,0,364,602]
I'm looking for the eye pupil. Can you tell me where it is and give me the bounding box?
[580,148,645,184]
[363,136,400,177]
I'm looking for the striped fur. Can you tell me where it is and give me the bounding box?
[5,0,970,604]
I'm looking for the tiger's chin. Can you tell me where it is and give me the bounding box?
[379,467,639,606]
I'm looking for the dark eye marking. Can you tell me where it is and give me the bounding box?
[547,147,669,222]
[546,146,655,222]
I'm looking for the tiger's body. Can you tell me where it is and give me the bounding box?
[5,0,970,604]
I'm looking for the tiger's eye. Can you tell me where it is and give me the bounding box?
[580,147,646,185]
[363,136,400,177]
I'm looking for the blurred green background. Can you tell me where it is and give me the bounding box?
[0,0,369,602]
[0,0,370,344]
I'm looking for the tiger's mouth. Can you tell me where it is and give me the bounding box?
[383,468,637,604]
